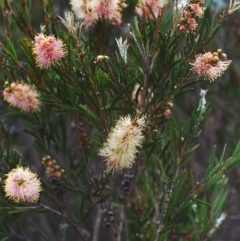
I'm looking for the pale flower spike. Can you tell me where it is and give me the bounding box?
[208,213,227,237]
[175,0,188,10]
[4,166,42,204]
[115,37,129,64]
[197,89,208,112]
[99,115,146,173]
[229,0,240,14]
[58,11,83,39]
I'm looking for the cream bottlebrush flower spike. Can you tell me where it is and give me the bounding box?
[4,166,42,203]
[99,115,146,173]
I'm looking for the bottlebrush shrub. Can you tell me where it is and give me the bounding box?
[0,0,239,240]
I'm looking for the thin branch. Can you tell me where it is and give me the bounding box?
[155,164,180,241]
[0,204,89,241]
[10,229,32,241]
[40,204,91,241]
[92,205,103,241]
[30,219,51,241]
[4,0,31,38]
[20,0,33,38]
[149,6,165,60]
[116,205,125,241]
[2,7,10,37]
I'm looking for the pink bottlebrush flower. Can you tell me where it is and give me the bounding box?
[190,4,204,18]
[32,33,66,69]
[4,166,42,203]
[70,0,99,27]
[3,82,40,112]
[99,115,146,173]
[204,65,221,82]
[179,25,189,34]
[187,18,198,31]
[178,0,205,34]
[216,60,232,72]
[190,51,232,82]
[135,0,166,20]
[94,0,126,25]
[201,51,214,62]
[70,0,126,27]
[184,11,192,19]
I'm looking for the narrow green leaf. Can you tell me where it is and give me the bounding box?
[0,63,25,73]
[108,76,137,113]
[202,146,216,182]
[192,198,211,207]
[233,140,240,156]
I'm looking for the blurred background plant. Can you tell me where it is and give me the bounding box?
[0,0,240,240]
